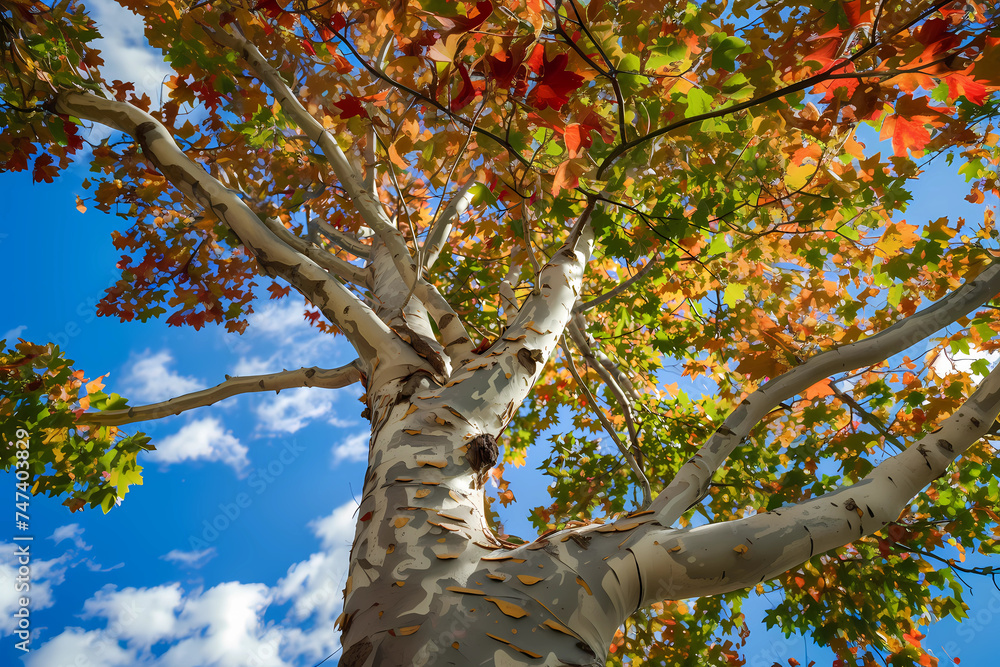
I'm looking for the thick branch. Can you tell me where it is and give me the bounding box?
[436,200,597,433]
[314,218,371,259]
[622,362,1000,608]
[211,27,420,307]
[54,89,407,368]
[260,216,368,285]
[80,363,361,426]
[649,262,1000,526]
[422,179,475,271]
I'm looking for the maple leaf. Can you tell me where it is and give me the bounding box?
[945,72,988,106]
[32,154,57,183]
[485,42,530,93]
[802,379,836,401]
[334,95,369,119]
[563,123,589,157]
[64,122,84,153]
[529,49,585,111]
[190,76,224,110]
[267,281,291,299]
[840,0,864,28]
[881,114,931,157]
[442,0,494,34]
[255,0,285,19]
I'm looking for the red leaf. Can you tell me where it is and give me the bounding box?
[530,51,584,110]
[32,154,57,183]
[301,38,316,57]
[326,13,346,33]
[446,0,493,34]
[486,44,529,94]
[945,72,988,105]
[841,0,862,28]
[64,121,83,152]
[267,282,291,299]
[451,63,481,110]
[563,123,593,158]
[255,0,284,18]
[334,95,369,119]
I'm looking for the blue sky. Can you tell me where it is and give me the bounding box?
[1,2,999,665]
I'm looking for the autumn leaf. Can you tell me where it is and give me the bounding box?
[334,95,369,119]
[802,379,836,401]
[529,49,584,111]
[32,154,57,183]
[881,114,931,157]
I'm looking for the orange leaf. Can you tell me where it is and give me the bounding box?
[802,379,835,401]
[880,114,931,157]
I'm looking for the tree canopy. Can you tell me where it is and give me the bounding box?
[3,0,1000,664]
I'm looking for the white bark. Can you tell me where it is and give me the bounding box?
[622,362,1000,607]
[650,262,1000,526]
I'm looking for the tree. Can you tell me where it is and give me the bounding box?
[2,0,1000,664]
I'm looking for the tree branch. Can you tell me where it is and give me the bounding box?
[561,337,651,507]
[54,89,406,368]
[622,361,1000,607]
[438,199,597,432]
[648,262,1000,526]
[210,27,420,309]
[567,316,644,464]
[574,253,659,314]
[259,216,368,286]
[80,362,361,426]
[314,218,371,259]
[422,179,475,271]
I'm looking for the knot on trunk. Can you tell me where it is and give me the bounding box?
[465,433,498,488]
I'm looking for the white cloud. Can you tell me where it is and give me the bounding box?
[50,523,91,551]
[26,582,285,667]
[231,356,274,377]
[256,388,334,434]
[162,548,218,569]
[125,349,204,402]
[248,299,311,341]
[22,627,136,667]
[229,298,346,381]
[24,501,361,667]
[309,502,358,552]
[83,583,183,649]
[149,418,249,474]
[89,0,172,105]
[2,325,26,343]
[331,431,369,465]
[0,541,73,633]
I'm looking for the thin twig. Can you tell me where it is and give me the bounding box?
[560,337,652,507]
